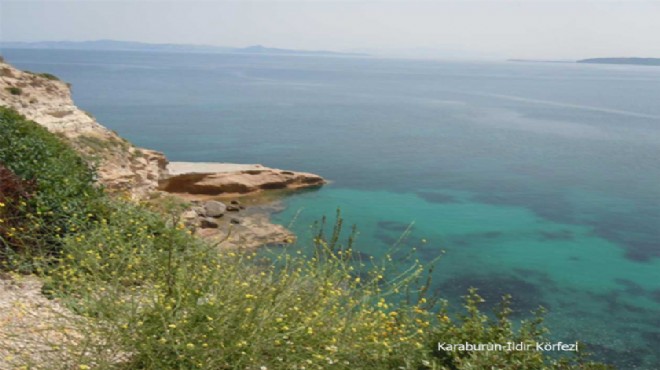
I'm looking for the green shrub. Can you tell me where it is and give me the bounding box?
[5,86,22,95]
[0,107,104,270]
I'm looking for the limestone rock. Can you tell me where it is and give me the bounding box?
[192,206,205,216]
[203,201,227,217]
[200,217,220,229]
[196,210,295,251]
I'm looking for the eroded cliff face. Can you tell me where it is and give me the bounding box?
[0,59,325,202]
[0,60,167,198]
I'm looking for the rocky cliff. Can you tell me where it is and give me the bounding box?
[0,60,167,198]
[0,60,325,199]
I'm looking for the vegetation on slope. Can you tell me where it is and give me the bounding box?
[0,106,104,271]
[0,107,611,369]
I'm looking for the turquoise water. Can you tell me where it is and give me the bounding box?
[2,49,659,368]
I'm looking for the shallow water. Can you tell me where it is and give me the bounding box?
[3,49,659,368]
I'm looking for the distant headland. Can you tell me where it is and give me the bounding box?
[577,57,660,66]
[0,39,368,57]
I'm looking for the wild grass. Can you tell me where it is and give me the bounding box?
[31,201,607,370]
[75,134,130,154]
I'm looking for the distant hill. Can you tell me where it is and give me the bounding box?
[0,40,231,53]
[577,58,660,66]
[0,40,367,57]
[235,44,366,56]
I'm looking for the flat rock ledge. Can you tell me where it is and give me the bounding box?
[176,197,295,251]
[159,161,326,197]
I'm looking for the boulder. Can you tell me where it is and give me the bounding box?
[203,201,226,217]
[200,217,220,229]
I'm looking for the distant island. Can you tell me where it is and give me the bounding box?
[0,39,367,57]
[577,57,660,66]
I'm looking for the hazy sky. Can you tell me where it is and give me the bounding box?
[1,0,659,59]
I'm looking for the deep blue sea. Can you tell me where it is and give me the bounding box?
[2,49,659,368]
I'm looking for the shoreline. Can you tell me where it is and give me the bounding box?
[157,161,326,250]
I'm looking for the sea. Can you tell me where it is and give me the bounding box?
[2,48,659,368]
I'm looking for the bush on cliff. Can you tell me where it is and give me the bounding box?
[0,106,104,270]
[5,86,22,95]
[0,106,611,369]
[25,70,61,81]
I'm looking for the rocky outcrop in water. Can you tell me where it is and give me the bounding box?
[159,162,325,196]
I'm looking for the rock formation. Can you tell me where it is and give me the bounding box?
[180,199,295,250]
[0,61,325,201]
[160,162,325,197]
